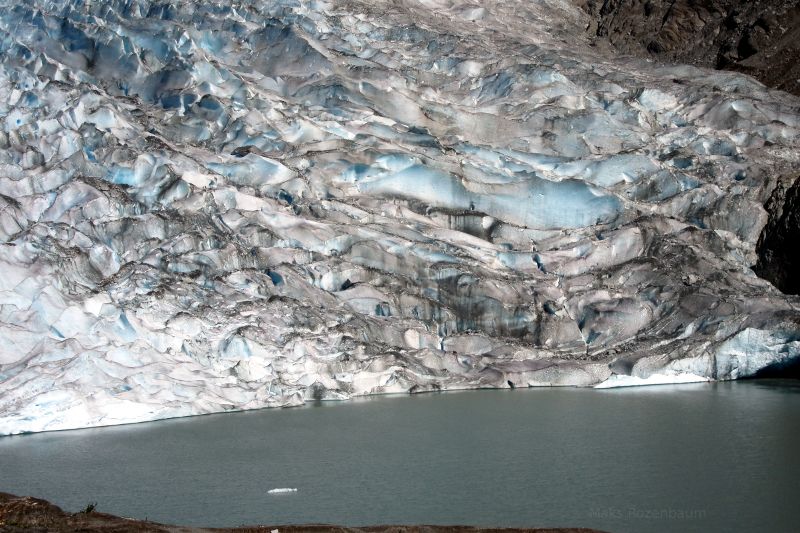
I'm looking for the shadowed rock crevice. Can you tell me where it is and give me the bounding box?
[753,352,800,379]
[754,177,800,295]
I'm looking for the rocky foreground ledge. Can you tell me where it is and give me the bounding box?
[0,493,607,533]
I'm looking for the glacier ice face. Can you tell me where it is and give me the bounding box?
[0,0,799,434]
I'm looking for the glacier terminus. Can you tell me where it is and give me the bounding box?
[0,0,799,434]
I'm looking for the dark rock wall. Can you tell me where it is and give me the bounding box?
[577,0,800,96]
[754,176,800,295]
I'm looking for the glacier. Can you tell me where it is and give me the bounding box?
[0,0,799,434]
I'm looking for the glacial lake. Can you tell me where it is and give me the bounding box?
[1,380,798,533]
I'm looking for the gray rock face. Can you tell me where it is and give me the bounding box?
[754,176,800,295]
[577,0,800,96]
[0,0,799,434]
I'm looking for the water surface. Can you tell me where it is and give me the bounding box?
[1,380,798,532]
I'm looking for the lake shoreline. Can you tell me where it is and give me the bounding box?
[0,492,609,533]
[0,377,722,437]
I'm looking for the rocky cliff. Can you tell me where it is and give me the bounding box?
[578,0,800,96]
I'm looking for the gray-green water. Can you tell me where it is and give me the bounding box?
[1,380,798,532]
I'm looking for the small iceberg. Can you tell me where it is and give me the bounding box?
[267,488,298,494]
